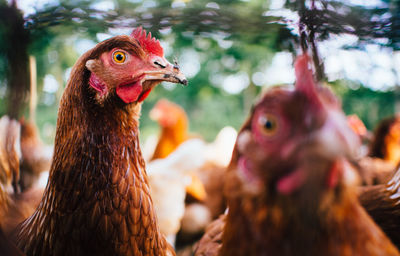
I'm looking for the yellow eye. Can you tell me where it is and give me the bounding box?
[113,51,126,63]
[258,114,278,136]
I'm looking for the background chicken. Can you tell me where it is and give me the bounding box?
[359,165,400,249]
[356,116,400,185]
[18,118,52,191]
[0,115,51,192]
[194,54,399,256]
[146,126,237,248]
[147,139,207,246]
[179,126,237,242]
[0,228,24,256]
[150,99,192,160]
[146,98,206,202]
[0,116,44,236]
[13,27,187,256]
[142,98,236,248]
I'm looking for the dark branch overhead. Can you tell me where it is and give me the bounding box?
[22,0,400,50]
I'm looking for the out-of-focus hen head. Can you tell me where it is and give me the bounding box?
[369,115,400,165]
[84,27,187,104]
[227,54,360,213]
[150,99,187,128]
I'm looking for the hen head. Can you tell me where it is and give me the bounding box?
[150,99,187,128]
[85,27,187,104]
[228,54,360,213]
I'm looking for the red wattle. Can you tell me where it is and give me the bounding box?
[116,81,143,103]
[326,159,342,188]
[276,168,307,195]
[138,88,152,102]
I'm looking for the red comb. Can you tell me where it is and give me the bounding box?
[294,54,320,104]
[131,27,164,57]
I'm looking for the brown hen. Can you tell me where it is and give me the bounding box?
[359,165,400,249]
[352,116,400,186]
[194,54,399,256]
[0,116,43,236]
[13,27,187,256]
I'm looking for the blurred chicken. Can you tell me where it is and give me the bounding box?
[359,165,400,249]
[0,228,24,256]
[146,126,236,248]
[0,116,43,235]
[18,118,51,190]
[370,116,400,165]
[347,114,371,157]
[347,114,369,140]
[357,116,400,185]
[0,115,51,193]
[194,54,399,256]
[150,99,191,160]
[178,127,236,244]
[147,139,207,246]
[148,99,206,203]
[145,98,235,245]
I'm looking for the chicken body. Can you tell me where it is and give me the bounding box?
[146,127,236,248]
[195,54,398,256]
[354,116,400,186]
[18,119,52,191]
[150,99,190,161]
[359,166,400,249]
[147,139,207,245]
[14,28,186,256]
[0,116,43,235]
[0,228,24,256]
[369,116,400,166]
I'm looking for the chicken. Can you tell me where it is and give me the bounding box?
[195,126,237,219]
[18,118,52,191]
[194,54,399,256]
[148,99,206,202]
[347,114,371,157]
[0,116,21,193]
[347,114,369,141]
[357,157,395,185]
[147,139,207,246]
[0,116,42,235]
[0,228,24,256]
[369,116,400,165]
[150,99,190,160]
[146,127,236,248]
[0,116,51,193]
[13,27,187,256]
[356,116,400,185]
[359,166,400,249]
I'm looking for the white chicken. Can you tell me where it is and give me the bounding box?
[146,139,207,246]
[146,126,237,247]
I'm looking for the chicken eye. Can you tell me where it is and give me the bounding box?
[258,114,278,136]
[113,51,126,63]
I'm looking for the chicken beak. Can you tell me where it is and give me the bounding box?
[312,110,360,162]
[143,62,188,86]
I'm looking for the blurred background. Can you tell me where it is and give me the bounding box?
[0,0,399,144]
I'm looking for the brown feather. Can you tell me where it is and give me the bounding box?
[359,166,400,249]
[195,55,399,256]
[13,36,174,256]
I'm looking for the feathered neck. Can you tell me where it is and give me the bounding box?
[15,57,171,256]
[220,178,398,256]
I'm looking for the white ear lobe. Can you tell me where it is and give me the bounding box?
[85,59,97,71]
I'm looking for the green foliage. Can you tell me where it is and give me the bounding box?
[330,80,396,131]
[0,0,399,143]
